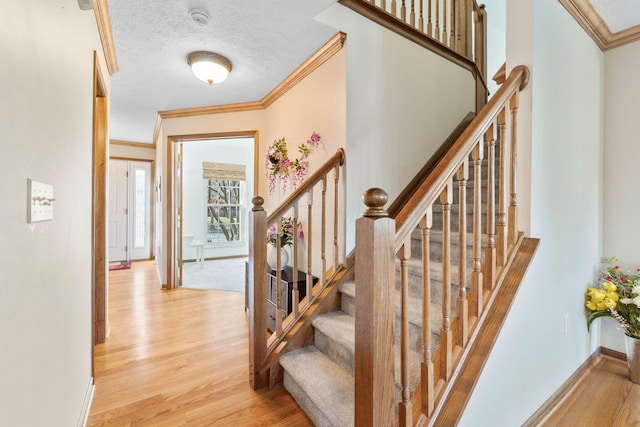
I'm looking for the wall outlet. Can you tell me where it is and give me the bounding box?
[564,313,570,335]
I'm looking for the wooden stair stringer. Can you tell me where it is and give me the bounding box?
[424,235,540,426]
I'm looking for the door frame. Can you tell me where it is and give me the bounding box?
[165,131,259,290]
[92,51,109,349]
[109,156,156,260]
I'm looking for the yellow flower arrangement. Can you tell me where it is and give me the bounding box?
[586,257,640,338]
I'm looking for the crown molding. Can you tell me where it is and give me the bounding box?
[154,31,347,141]
[261,31,346,107]
[559,0,640,51]
[158,101,264,120]
[110,139,156,149]
[93,0,119,74]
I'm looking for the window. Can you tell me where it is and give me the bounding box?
[202,161,246,246]
[205,179,242,244]
[133,167,146,248]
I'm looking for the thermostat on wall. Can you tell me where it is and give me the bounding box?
[28,179,54,223]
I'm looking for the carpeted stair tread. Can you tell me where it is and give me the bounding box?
[280,346,354,427]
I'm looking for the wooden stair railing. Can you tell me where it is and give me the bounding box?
[355,65,530,425]
[248,148,346,389]
[340,0,488,111]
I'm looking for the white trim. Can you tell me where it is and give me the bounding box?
[78,377,95,427]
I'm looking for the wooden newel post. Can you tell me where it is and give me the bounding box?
[248,196,267,389]
[355,188,395,427]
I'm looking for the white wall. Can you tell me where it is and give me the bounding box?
[317,4,476,252]
[602,40,640,351]
[0,0,106,425]
[460,1,604,425]
[483,0,507,97]
[182,138,254,260]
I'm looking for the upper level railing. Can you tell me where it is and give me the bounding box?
[340,0,488,110]
[248,148,346,389]
[354,66,530,425]
[369,0,486,77]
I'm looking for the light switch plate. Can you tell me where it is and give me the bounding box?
[28,179,54,222]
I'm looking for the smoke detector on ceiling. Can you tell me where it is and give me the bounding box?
[189,8,210,27]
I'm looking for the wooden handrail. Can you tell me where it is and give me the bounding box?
[393,65,529,251]
[354,65,530,425]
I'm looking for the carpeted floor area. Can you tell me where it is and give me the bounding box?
[181,257,247,292]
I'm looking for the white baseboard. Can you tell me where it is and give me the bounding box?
[78,377,95,427]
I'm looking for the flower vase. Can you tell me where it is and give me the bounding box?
[267,246,289,271]
[624,334,640,384]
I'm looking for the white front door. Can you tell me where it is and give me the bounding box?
[108,159,128,262]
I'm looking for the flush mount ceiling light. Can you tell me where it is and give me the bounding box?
[187,51,232,85]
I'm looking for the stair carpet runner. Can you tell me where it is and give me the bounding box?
[279,150,497,426]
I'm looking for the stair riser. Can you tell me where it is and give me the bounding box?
[340,291,446,354]
[394,314,441,354]
[396,265,470,301]
[314,328,354,376]
[409,238,477,266]
[283,372,337,427]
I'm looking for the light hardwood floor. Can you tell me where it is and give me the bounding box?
[88,260,312,426]
[89,261,640,426]
[533,354,640,426]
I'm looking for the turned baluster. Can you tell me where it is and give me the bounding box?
[475,4,487,78]
[401,0,407,22]
[450,0,457,50]
[509,91,520,247]
[410,0,415,27]
[435,0,441,42]
[440,179,453,380]
[321,176,327,285]
[484,123,497,291]
[292,203,300,317]
[275,218,284,336]
[392,0,397,16]
[497,107,509,268]
[419,0,425,32]
[334,163,341,273]
[443,0,449,46]
[420,208,435,416]
[306,191,313,299]
[456,159,469,346]
[398,241,413,426]
[471,142,484,318]
[427,0,433,36]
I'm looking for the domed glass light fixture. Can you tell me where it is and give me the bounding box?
[186,51,232,85]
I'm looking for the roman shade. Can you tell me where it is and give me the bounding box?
[202,162,246,181]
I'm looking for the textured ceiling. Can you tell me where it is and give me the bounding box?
[107,0,336,143]
[106,0,640,144]
[590,0,640,33]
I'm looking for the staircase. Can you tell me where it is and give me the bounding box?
[279,148,493,426]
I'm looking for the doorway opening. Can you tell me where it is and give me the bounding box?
[166,132,258,290]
